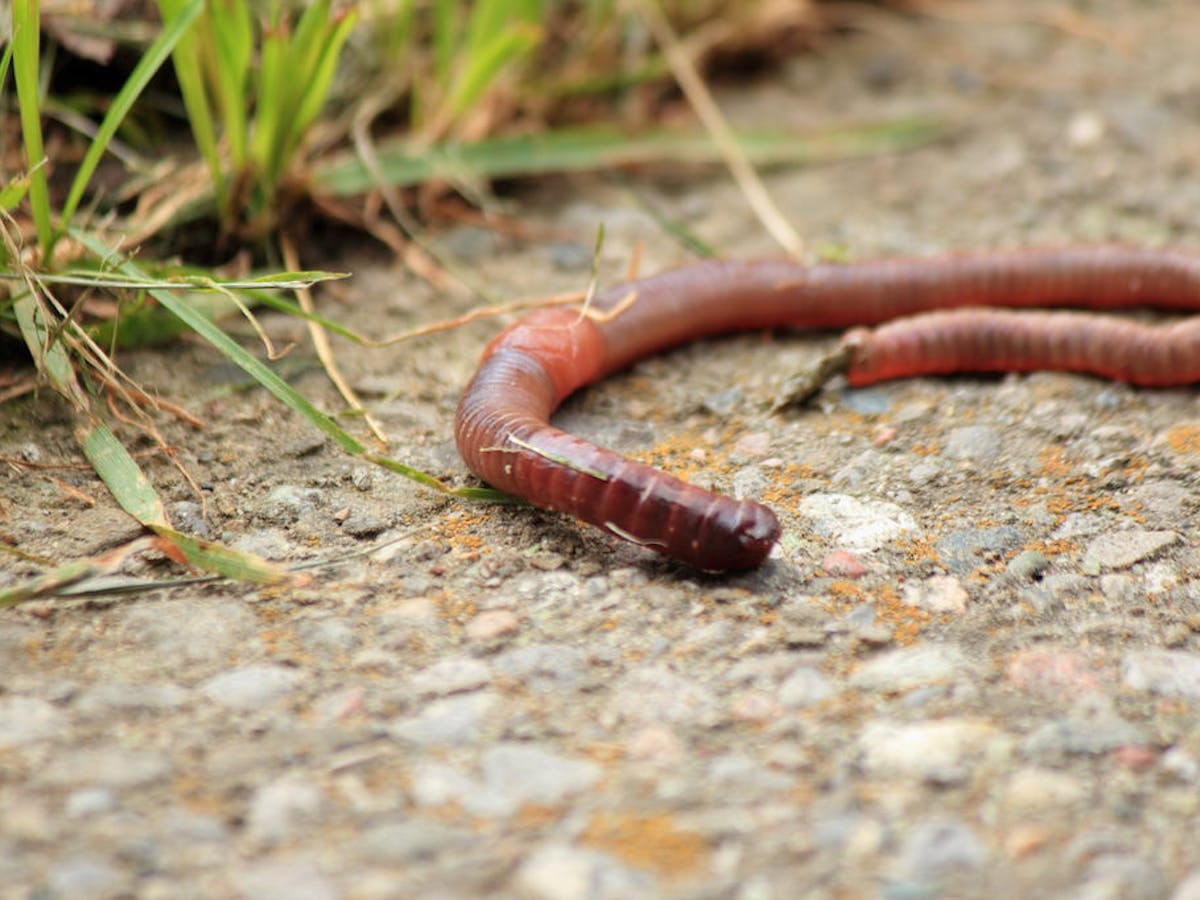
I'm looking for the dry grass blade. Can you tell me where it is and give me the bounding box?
[629,0,805,260]
[280,234,388,446]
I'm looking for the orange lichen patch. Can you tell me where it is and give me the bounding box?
[762,462,822,507]
[1037,446,1077,478]
[819,581,931,645]
[1122,455,1149,482]
[515,805,562,829]
[432,589,477,627]
[582,743,625,765]
[1165,424,1200,456]
[1024,538,1078,558]
[581,812,709,878]
[898,536,942,567]
[173,774,232,818]
[633,426,738,484]
[433,511,492,557]
[873,583,931,645]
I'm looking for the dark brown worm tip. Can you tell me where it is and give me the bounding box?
[692,501,781,572]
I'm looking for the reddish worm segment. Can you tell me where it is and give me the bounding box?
[455,246,1200,571]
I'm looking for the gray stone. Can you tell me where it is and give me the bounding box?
[114,598,257,666]
[850,645,971,692]
[47,854,124,898]
[898,819,988,879]
[408,655,492,697]
[942,426,1000,461]
[606,665,719,727]
[1023,696,1146,760]
[1075,854,1167,900]
[412,743,600,818]
[778,667,834,707]
[200,665,302,710]
[74,682,189,718]
[1083,529,1179,571]
[512,844,654,900]
[66,788,117,818]
[296,617,359,655]
[1122,650,1200,699]
[0,695,65,748]
[799,493,918,553]
[479,743,601,813]
[706,753,794,796]
[1007,550,1050,581]
[859,719,999,785]
[936,526,1022,574]
[358,819,477,864]
[265,484,322,518]
[232,856,338,900]
[245,774,326,845]
[390,691,498,745]
[37,747,172,789]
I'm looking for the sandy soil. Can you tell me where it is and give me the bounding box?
[4,1,1200,897]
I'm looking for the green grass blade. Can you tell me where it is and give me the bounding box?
[13,291,89,409]
[314,119,946,195]
[291,8,360,143]
[73,228,367,454]
[157,0,227,212]
[56,0,204,241]
[154,527,287,583]
[0,30,14,94]
[0,558,107,607]
[432,0,459,89]
[252,21,289,189]
[77,392,288,583]
[0,169,34,212]
[445,23,542,122]
[207,0,253,167]
[78,419,172,527]
[12,0,52,253]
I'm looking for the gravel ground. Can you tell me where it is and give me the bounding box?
[5,1,1200,898]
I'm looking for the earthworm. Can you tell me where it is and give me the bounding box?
[455,246,1200,571]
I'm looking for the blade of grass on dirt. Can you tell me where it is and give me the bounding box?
[79,417,285,582]
[312,118,945,196]
[15,284,287,583]
[68,229,505,499]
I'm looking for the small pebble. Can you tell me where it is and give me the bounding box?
[390,692,498,745]
[1122,650,1200,699]
[778,667,834,708]
[859,719,998,785]
[0,696,65,748]
[903,575,968,615]
[200,665,301,710]
[822,550,869,578]
[1082,529,1179,572]
[942,426,1000,461]
[408,655,492,697]
[466,609,521,642]
[512,844,653,900]
[799,493,918,553]
[245,775,325,845]
[851,645,971,692]
[897,819,988,880]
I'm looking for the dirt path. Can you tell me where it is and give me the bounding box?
[5,2,1200,897]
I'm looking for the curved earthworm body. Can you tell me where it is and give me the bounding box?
[455,247,1200,571]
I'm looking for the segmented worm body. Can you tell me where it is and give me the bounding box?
[455,246,1200,571]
